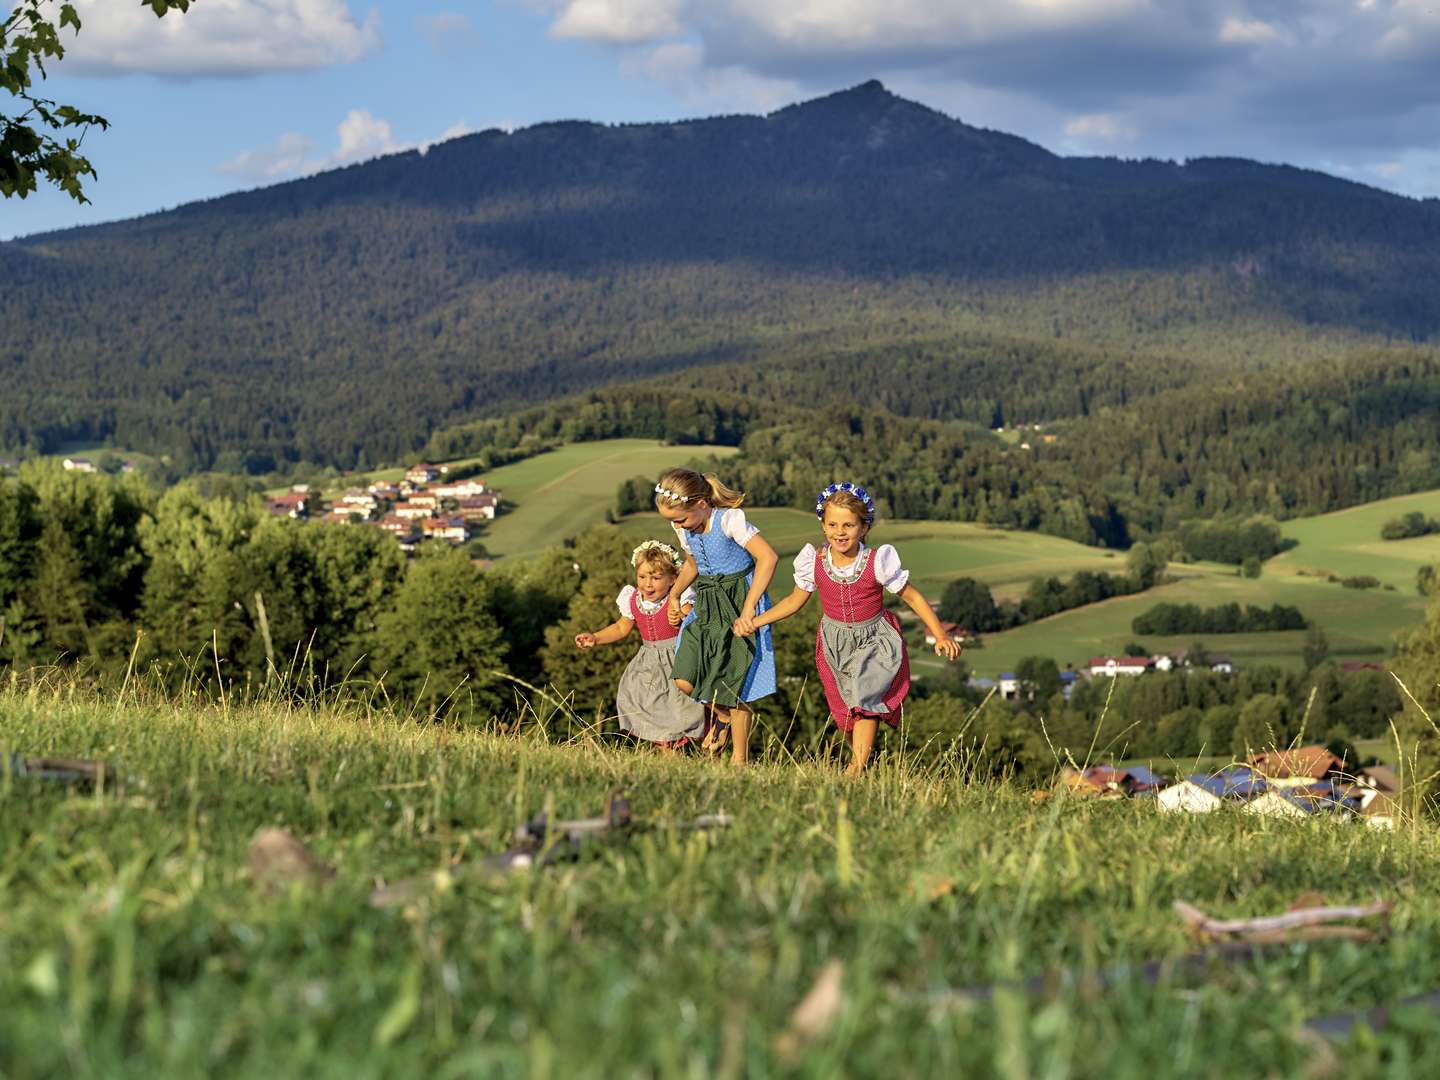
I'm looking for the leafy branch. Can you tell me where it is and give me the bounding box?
[1,1,192,202]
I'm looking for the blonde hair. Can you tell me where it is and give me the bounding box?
[654,467,745,510]
[631,539,683,576]
[635,551,680,578]
[821,489,875,530]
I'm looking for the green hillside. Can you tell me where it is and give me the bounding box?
[6,685,1439,1076]
[7,81,1440,478]
[1271,490,1440,588]
[479,441,737,559]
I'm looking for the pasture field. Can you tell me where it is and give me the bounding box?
[962,568,1423,678]
[4,685,1440,1077]
[478,441,738,559]
[1271,489,1440,590]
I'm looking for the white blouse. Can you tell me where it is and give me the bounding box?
[670,507,759,554]
[617,584,697,620]
[793,543,909,595]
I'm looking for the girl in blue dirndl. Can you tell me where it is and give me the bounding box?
[654,468,778,765]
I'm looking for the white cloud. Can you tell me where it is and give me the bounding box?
[334,108,400,163]
[217,132,316,178]
[1063,112,1139,142]
[1370,161,1405,178]
[549,0,686,43]
[219,111,488,182]
[64,0,381,78]
[623,42,800,110]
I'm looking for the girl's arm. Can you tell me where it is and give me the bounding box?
[897,583,963,660]
[576,617,635,649]
[668,555,699,626]
[739,532,779,618]
[736,586,810,636]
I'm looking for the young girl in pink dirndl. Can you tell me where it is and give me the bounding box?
[739,483,963,774]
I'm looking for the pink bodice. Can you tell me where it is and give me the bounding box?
[631,592,678,643]
[814,547,885,624]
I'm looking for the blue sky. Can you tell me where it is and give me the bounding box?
[6,0,1440,240]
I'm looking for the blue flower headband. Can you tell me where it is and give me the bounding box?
[815,481,876,523]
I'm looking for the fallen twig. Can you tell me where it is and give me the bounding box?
[1174,899,1391,940]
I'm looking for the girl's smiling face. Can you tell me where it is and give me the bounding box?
[635,561,676,601]
[822,503,868,558]
[657,499,710,531]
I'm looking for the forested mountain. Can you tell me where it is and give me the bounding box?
[4,80,1440,473]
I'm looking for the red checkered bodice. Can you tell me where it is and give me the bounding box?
[814,546,885,624]
[630,590,678,643]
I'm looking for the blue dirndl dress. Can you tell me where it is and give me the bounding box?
[674,509,777,705]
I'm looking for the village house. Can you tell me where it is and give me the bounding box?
[340,489,379,510]
[1244,782,1359,819]
[405,464,444,485]
[434,479,488,499]
[1156,766,1265,813]
[1088,655,1154,677]
[376,514,414,536]
[422,516,469,543]
[324,504,367,523]
[456,494,499,520]
[406,493,439,510]
[265,492,308,518]
[997,672,1019,700]
[1248,745,1346,789]
[367,482,401,501]
[393,501,435,520]
[61,457,95,473]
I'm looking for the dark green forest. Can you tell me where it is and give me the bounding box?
[4,81,1440,504]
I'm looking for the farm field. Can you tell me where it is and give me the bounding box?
[479,441,738,559]
[5,686,1440,1076]
[961,568,1421,678]
[1271,488,1440,590]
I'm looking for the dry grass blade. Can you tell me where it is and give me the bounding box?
[774,960,844,1063]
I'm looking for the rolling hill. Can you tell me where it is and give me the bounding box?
[5,80,1440,473]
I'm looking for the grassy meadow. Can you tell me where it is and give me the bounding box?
[5,684,1440,1077]
[279,435,1440,680]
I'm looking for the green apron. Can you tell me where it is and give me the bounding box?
[672,567,755,707]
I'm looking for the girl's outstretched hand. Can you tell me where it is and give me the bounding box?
[933,636,963,661]
[574,632,597,650]
[666,596,684,627]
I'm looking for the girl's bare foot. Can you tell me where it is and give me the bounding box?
[703,720,730,755]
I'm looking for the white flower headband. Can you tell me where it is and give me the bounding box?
[816,481,877,523]
[631,540,683,568]
[653,483,690,503]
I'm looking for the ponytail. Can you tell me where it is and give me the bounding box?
[655,467,746,509]
[704,473,746,508]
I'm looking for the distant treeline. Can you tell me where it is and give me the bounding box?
[1131,602,1308,635]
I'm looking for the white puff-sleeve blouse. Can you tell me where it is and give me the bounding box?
[616,584,697,619]
[793,543,909,595]
[670,508,759,553]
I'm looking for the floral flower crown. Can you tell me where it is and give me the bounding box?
[653,483,690,503]
[631,539,683,569]
[815,481,876,523]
